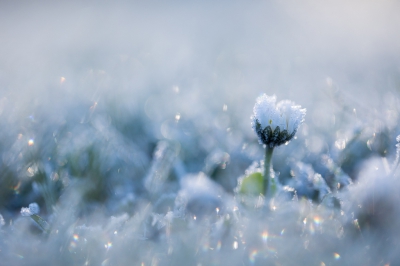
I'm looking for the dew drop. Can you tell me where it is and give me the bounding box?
[233,241,238,249]
[261,231,268,243]
[216,241,221,251]
[175,113,181,121]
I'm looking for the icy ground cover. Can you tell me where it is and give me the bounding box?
[1,1,400,265]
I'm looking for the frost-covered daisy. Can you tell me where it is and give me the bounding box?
[251,94,306,148]
[250,94,306,197]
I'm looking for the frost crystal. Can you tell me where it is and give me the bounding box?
[20,202,40,217]
[29,203,40,214]
[289,162,330,201]
[392,134,400,174]
[20,207,32,217]
[251,94,306,148]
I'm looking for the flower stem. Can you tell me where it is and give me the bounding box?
[264,146,274,196]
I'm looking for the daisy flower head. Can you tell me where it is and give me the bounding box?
[251,94,306,148]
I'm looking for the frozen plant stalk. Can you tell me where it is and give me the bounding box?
[21,203,50,233]
[391,135,400,176]
[251,94,306,196]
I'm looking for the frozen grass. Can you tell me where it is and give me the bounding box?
[1,1,400,265]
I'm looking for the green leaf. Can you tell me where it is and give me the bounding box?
[30,214,50,233]
[239,172,264,195]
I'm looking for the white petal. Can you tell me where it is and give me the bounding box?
[253,94,277,128]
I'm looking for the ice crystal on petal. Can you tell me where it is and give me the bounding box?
[251,94,306,148]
